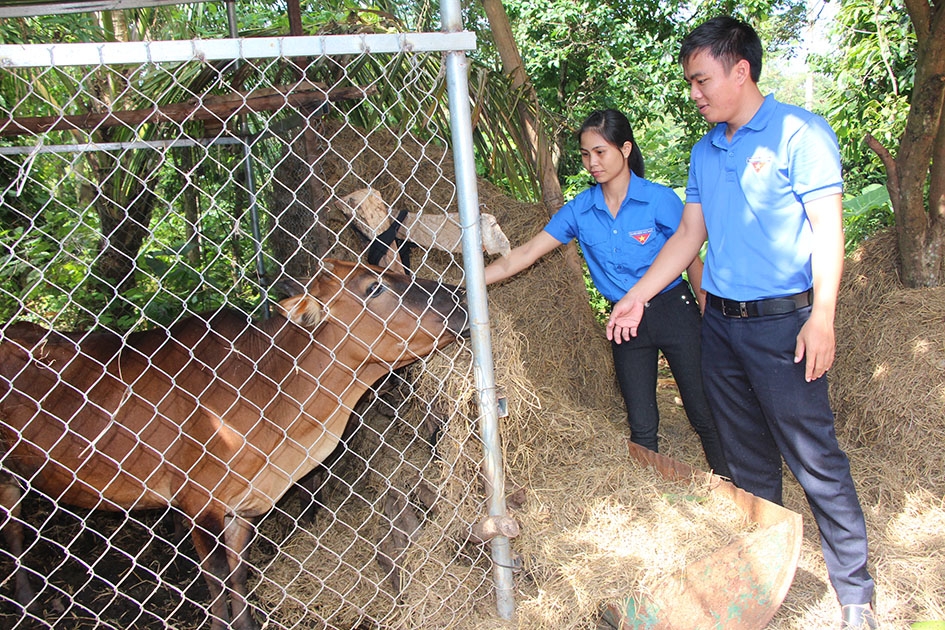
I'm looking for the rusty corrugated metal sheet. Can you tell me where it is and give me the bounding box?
[598,442,803,630]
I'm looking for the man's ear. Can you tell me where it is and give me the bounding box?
[276,294,325,329]
[734,58,752,84]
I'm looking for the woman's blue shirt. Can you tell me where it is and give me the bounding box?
[544,174,685,303]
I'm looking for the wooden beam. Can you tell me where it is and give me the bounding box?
[0,82,374,138]
[0,0,214,19]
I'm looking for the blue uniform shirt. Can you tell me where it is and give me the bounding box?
[686,94,843,301]
[544,174,685,303]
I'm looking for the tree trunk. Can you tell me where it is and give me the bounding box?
[179,146,202,266]
[94,182,154,297]
[86,152,158,326]
[868,0,945,288]
[481,0,564,215]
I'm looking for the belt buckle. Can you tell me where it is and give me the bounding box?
[720,300,747,318]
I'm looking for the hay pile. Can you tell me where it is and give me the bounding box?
[833,229,945,491]
[476,215,945,630]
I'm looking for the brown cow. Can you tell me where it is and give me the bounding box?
[0,259,467,630]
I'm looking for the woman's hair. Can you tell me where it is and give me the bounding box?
[578,109,645,178]
[678,16,763,83]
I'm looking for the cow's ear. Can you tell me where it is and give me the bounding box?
[276,295,325,329]
[320,260,336,275]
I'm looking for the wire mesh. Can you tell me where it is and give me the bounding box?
[0,33,496,630]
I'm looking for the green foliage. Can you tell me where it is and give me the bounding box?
[637,116,690,188]
[491,0,807,188]
[843,183,894,253]
[0,141,269,330]
[0,194,101,329]
[0,1,473,332]
[2,0,913,331]
[815,0,914,194]
[0,12,103,44]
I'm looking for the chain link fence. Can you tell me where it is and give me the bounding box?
[0,21,512,630]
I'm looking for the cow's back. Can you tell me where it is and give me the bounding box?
[0,311,331,513]
[0,313,271,507]
[0,321,175,506]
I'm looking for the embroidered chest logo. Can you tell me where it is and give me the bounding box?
[628,229,653,245]
[746,155,772,174]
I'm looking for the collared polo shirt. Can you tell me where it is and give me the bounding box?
[544,174,685,303]
[686,94,843,301]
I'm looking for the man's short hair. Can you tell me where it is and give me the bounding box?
[679,16,763,82]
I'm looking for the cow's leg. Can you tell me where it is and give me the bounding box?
[0,472,37,611]
[189,512,233,630]
[223,514,258,630]
[293,466,328,524]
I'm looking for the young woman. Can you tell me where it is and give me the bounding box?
[485,109,729,477]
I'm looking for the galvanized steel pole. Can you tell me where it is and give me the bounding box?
[440,0,516,621]
[227,1,269,318]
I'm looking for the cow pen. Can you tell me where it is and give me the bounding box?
[4,2,907,629]
[0,1,518,628]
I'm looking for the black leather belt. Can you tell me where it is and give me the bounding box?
[707,289,812,318]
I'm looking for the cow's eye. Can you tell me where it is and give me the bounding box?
[366,281,385,299]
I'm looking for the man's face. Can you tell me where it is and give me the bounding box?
[682,49,743,125]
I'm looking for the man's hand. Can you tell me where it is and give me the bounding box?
[606,295,647,343]
[794,311,836,381]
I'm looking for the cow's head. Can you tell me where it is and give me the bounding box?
[275,260,467,367]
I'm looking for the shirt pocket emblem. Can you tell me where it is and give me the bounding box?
[747,153,773,174]
[628,228,653,245]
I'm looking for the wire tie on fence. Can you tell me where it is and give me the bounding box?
[491,559,522,572]
[15,136,43,197]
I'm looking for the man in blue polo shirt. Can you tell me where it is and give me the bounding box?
[607,16,876,629]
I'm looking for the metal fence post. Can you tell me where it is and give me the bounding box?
[440,0,516,621]
[227,0,269,318]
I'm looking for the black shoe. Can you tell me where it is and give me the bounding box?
[841,604,878,629]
